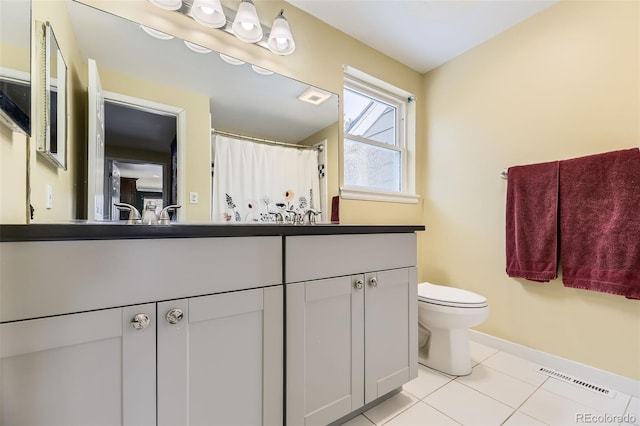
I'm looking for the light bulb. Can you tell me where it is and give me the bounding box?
[241,21,254,31]
[276,37,287,50]
[201,6,213,14]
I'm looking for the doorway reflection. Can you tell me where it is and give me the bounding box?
[103,101,177,221]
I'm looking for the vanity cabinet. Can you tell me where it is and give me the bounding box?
[285,234,418,425]
[0,236,283,426]
[0,287,282,426]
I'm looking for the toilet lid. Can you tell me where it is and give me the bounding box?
[418,282,487,308]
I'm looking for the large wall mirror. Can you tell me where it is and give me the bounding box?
[0,0,31,135]
[65,0,339,222]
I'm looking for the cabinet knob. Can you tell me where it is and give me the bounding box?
[166,308,184,324]
[354,279,364,290]
[369,277,378,287]
[131,313,150,330]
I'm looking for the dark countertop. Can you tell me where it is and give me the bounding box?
[0,223,425,242]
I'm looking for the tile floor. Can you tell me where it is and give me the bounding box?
[341,341,640,426]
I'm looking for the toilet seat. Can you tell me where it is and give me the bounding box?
[418,282,488,308]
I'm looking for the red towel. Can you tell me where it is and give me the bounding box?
[559,148,640,299]
[506,161,560,282]
[331,196,340,223]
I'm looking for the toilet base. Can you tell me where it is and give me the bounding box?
[418,327,472,376]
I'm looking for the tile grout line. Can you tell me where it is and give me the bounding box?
[407,372,462,424]
[452,363,523,410]
[499,374,551,425]
[404,371,454,401]
[419,399,464,425]
[364,395,420,426]
[479,360,550,388]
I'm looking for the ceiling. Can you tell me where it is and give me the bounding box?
[286,0,558,73]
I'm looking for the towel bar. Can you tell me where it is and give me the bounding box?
[500,147,639,180]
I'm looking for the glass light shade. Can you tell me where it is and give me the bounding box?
[140,25,174,40]
[191,0,226,28]
[231,0,263,43]
[148,0,182,11]
[219,53,245,65]
[251,65,274,75]
[184,40,212,54]
[267,10,295,55]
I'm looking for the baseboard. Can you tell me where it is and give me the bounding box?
[468,329,640,398]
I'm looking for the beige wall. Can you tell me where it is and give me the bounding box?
[0,128,28,223]
[30,0,86,222]
[0,41,30,223]
[422,0,640,379]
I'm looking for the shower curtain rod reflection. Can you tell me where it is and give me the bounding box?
[211,129,321,151]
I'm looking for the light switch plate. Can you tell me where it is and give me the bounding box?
[46,184,53,209]
[189,192,198,204]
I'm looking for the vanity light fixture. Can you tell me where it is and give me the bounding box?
[297,87,332,105]
[148,0,182,11]
[267,10,295,55]
[231,0,263,43]
[251,65,274,76]
[184,40,212,53]
[147,0,296,55]
[140,25,174,40]
[191,0,226,28]
[219,53,245,65]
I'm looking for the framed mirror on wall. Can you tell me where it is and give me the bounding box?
[0,0,31,135]
[35,20,67,169]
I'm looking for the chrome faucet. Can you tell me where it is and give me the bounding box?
[141,202,159,225]
[158,205,181,224]
[268,211,284,223]
[114,202,141,224]
[114,202,181,225]
[303,209,321,225]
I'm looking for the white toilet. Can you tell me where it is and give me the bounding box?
[418,281,489,376]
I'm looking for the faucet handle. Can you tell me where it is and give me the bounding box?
[114,203,141,224]
[303,209,322,225]
[159,205,181,224]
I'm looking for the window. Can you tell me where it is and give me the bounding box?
[342,68,417,203]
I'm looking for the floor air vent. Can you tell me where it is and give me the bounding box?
[537,367,616,398]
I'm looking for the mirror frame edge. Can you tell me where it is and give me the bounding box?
[34,20,68,170]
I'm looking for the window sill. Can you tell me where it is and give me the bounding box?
[340,187,420,204]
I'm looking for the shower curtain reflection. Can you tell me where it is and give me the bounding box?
[212,135,320,223]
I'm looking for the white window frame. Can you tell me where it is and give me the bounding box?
[341,66,418,204]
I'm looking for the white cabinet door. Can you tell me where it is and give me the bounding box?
[0,304,156,426]
[287,267,418,425]
[157,286,283,426]
[286,276,365,426]
[364,268,418,404]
